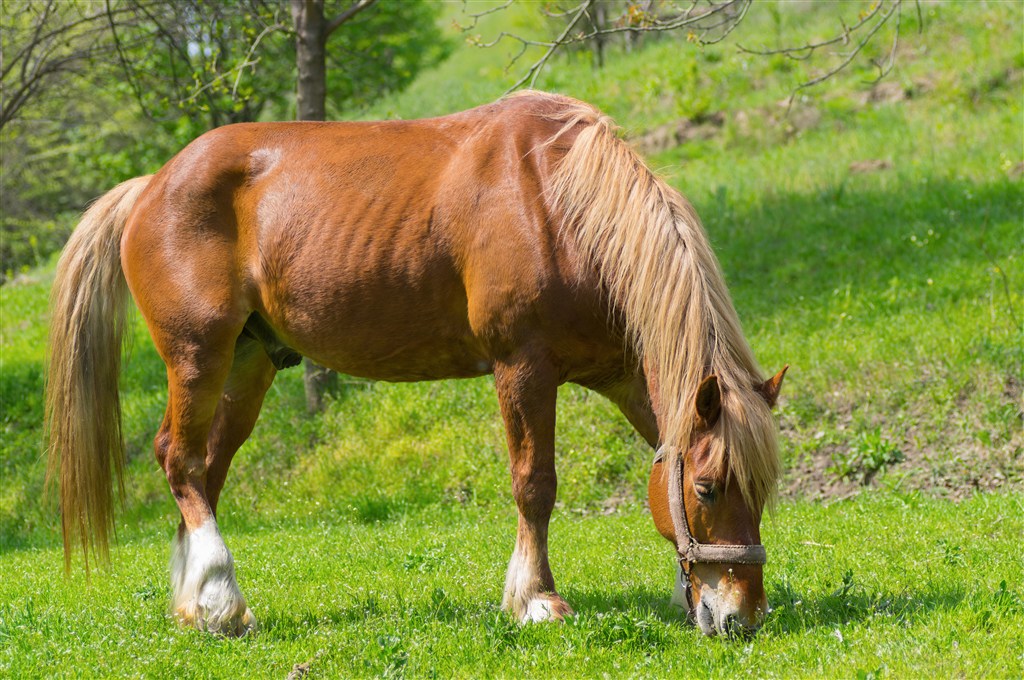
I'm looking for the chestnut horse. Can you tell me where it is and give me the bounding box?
[46,92,786,637]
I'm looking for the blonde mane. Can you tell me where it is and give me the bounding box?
[524,91,780,509]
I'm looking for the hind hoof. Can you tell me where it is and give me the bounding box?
[175,603,257,637]
[519,594,575,623]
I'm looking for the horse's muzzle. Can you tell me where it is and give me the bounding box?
[694,583,766,638]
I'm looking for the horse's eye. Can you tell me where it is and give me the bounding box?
[694,481,716,503]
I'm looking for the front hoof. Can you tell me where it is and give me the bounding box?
[520,594,575,623]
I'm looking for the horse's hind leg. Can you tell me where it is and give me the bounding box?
[149,312,268,636]
[163,335,275,635]
[204,336,277,516]
[494,352,574,622]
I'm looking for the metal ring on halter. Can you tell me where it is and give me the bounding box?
[653,445,768,617]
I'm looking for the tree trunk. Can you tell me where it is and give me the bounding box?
[591,1,607,69]
[291,0,327,122]
[291,0,338,411]
[303,360,337,413]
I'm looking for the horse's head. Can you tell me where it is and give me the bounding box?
[649,367,787,637]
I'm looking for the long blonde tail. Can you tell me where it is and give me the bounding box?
[45,175,152,572]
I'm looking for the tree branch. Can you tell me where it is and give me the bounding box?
[463,0,752,92]
[454,0,514,31]
[105,0,151,119]
[870,0,901,83]
[779,0,903,107]
[1,0,143,130]
[325,0,378,37]
[506,0,594,92]
[231,21,286,97]
[737,1,884,59]
[462,0,911,99]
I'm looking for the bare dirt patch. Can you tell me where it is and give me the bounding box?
[849,159,893,174]
[632,111,727,155]
[857,80,911,105]
[629,100,822,156]
[782,437,1021,503]
[779,378,1024,502]
[626,65,1005,159]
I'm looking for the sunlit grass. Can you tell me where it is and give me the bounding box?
[1,494,1021,677]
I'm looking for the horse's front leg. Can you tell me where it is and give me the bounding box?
[494,352,573,622]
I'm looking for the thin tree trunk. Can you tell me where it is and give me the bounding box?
[592,1,606,68]
[291,0,327,122]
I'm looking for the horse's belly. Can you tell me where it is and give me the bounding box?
[321,342,493,382]
[302,314,492,381]
[241,134,596,382]
[258,257,494,381]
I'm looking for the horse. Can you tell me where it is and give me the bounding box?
[45,91,787,638]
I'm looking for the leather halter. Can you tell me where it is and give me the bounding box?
[654,445,767,614]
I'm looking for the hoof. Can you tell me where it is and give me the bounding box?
[175,602,257,637]
[170,519,254,637]
[518,594,575,623]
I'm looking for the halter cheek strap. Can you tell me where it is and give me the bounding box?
[654,445,768,614]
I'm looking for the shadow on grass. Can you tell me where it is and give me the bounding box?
[256,590,494,641]
[564,580,966,638]
[247,574,968,649]
[258,587,681,653]
[564,584,682,621]
[763,579,965,635]
[703,177,1021,323]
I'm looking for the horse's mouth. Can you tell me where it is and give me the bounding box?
[694,586,763,638]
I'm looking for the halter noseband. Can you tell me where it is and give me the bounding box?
[654,445,767,616]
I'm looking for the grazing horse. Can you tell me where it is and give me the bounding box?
[46,92,786,637]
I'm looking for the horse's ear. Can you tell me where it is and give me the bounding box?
[758,365,789,408]
[695,374,721,430]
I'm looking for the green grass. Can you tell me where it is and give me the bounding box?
[2,1,1023,677]
[2,495,1022,678]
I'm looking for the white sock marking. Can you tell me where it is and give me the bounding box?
[170,519,254,634]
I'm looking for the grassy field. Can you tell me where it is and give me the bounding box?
[1,496,1022,677]
[2,2,1022,677]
